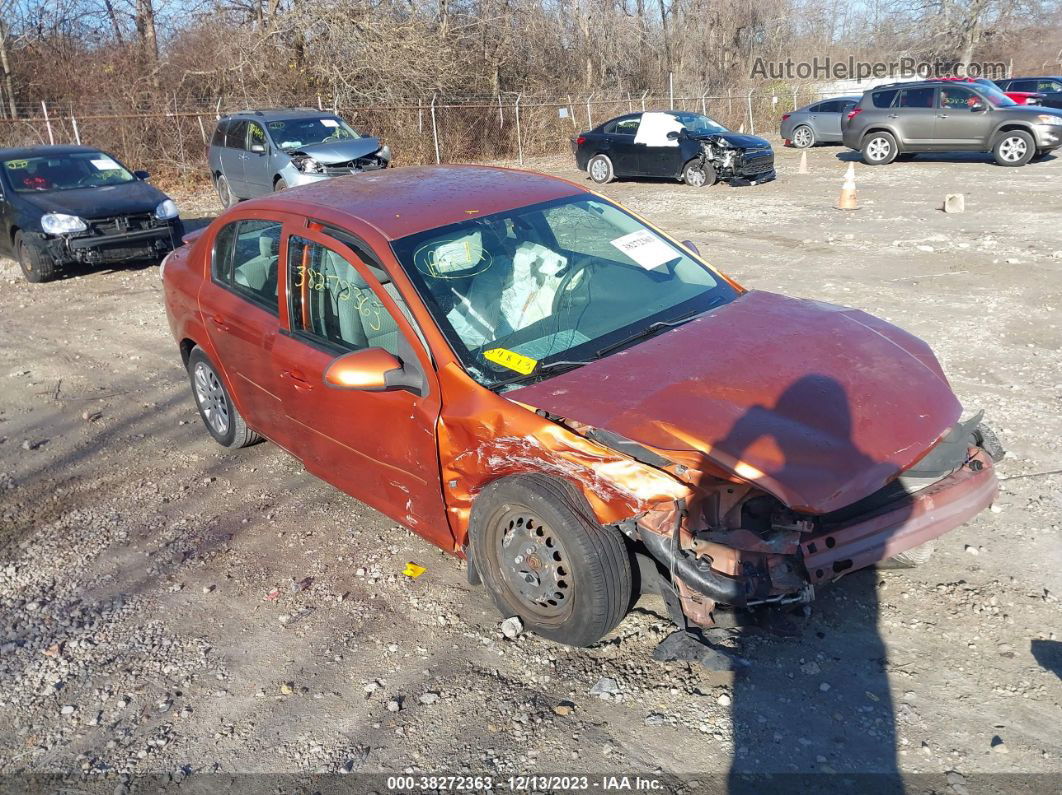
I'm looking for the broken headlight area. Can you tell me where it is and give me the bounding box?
[699,138,775,181]
[291,148,390,176]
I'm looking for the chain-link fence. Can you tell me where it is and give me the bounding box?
[0,85,846,181]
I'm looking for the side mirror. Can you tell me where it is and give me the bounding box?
[681,239,700,255]
[134,170,150,180]
[666,130,681,141]
[324,348,424,394]
[249,143,266,153]
[970,102,986,112]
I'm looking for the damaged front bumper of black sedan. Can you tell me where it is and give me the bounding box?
[700,138,776,185]
[40,215,184,266]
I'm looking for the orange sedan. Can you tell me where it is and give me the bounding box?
[162,166,1001,646]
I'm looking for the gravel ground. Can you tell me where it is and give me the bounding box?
[0,144,1060,789]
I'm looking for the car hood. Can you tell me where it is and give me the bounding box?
[19,180,168,218]
[692,131,773,150]
[513,291,962,514]
[286,138,384,163]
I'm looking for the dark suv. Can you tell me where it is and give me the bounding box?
[842,79,1062,166]
[995,77,1062,110]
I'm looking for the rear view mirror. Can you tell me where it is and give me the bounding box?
[134,170,150,180]
[324,348,424,394]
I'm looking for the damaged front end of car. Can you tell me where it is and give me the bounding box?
[694,135,776,184]
[284,138,392,185]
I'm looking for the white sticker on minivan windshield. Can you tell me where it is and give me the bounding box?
[91,157,121,171]
[320,119,339,127]
[610,229,677,270]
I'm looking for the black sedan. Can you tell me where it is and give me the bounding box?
[572,111,775,187]
[0,145,183,282]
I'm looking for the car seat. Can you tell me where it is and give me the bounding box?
[234,234,278,295]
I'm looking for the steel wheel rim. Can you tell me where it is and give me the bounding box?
[794,126,813,147]
[1000,137,1026,162]
[495,508,573,619]
[193,362,229,435]
[867,137,890,160]
[590,158,608,182]
[686,166,707,186]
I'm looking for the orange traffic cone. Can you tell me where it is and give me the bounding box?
[798,150,809,174]
[837,163,857,210]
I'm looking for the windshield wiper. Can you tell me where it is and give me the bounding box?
[594,305,714,359]
[488,359,591,391]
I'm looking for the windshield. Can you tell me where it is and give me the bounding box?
[2,151,134,193]
[975,82,1017,107]
[669,112,729,135]
[267,117,361,150]
[391,196,738,389]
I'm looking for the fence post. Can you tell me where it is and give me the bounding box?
[669,71,674,109]
[71,115,81,145]
[746,90,755,135]
[585,93,593,128]
[430,94,441,164]
[627,91,632,112]
[640,89,649,112]
[701,87,709,115]
[514,94,523,166]
[727,88,732,117]
[215,97,222,120]
[498,94,504,128]
[791,86,798,111]
[566,95,577,127]
[197,115,207,143]
[41,101,54,145]
[418,99,423,134]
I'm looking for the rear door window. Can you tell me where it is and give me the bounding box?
[1009,79,1038,92]
[615,117,641,135]
[871,89,898,108]
[225,120,248,150]
[815,101,841,113]
[899,87,935,108]
[210,120,229,147]
[213,219,283,312]
[1039,79,1062,92]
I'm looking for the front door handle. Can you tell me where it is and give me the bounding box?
[209,314,230,331]
[281,369,314,391]
[938,113,949,118]
[887,113,899,118]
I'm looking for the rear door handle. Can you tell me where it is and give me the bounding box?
[938,113,949,118]
[209,314,230,331]
[281,369,314,391]
[887,114,899,118]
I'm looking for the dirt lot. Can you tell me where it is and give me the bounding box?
[0,143,1060,790]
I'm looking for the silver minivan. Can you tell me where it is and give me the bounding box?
[207,109,391,206]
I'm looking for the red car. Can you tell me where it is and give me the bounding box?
[935,77,1043,106]
[161,166,1001,647]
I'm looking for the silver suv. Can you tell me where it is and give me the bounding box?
[842,80,1062,166]
[207,109,391,206]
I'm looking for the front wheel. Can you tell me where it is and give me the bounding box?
[469,474,632,647]
[273,177,288,192]
[682,159,717,187]
[15,231,57,283]
[861,131,898,165]
[791,124,815,149]
[215,174,238,208]
[587,154,614,184]
[993,130,1035,166]
[187,347,261,449]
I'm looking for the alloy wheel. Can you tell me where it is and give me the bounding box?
[685,166,707,187]
[496,509,572,619]
[193,362,230,436]
[866,137,890,161]
[793,126,813,148]
[999,136,1027,163]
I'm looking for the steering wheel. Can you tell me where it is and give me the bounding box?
[551,253,594,316]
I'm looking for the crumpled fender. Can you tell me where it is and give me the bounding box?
[436,363,691,546]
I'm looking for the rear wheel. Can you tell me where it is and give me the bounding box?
[15,231,57,283]
[469,474,632,647]
[187,347,261,449]
[861,131,898,165]
[215,174,238,207]
[792,125,815,148]
[993,130,1035,166]
[273,177,288,191]
[587,154,614,184]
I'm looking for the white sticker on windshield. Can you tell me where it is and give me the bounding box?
[610,229,678,270]
[320,119,339,127]
[91,157,121,171]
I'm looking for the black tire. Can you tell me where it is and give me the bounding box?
[861,131,898,165]
[993,130,1035,167]
[468,474,632,647]
[791,124,815,149]
[15,230,57,283]
[974,422,1006,462]
[682,159,716,187]
[587,154,614,184]
[215,173,238,208]
[186,347,261,449]
[880,541,936,569]
[273,177,288,192]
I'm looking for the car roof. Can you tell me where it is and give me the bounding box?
[239,165,586,241]
[221,108,336,122]
[802,95,860,106]
[0,144,110,159]
[1003,75,1062,80]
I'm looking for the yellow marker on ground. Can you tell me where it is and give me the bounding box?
[402,562,427,578]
